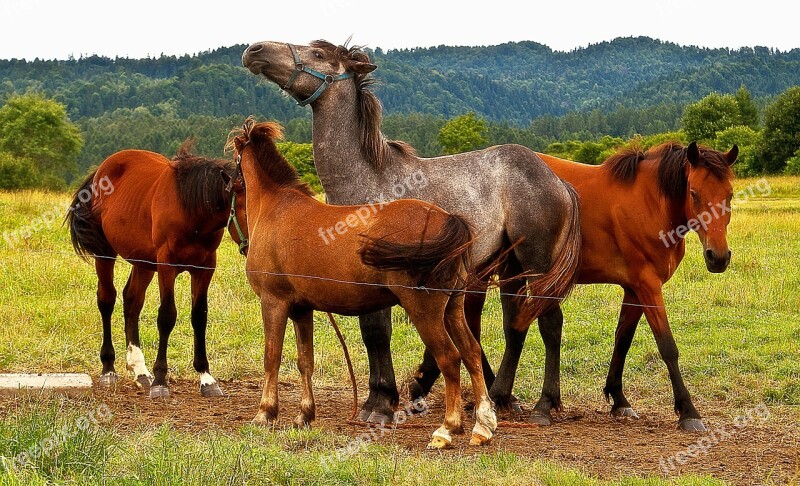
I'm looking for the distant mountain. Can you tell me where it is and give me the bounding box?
[2,37,799,125]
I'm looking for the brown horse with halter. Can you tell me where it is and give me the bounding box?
[228,118,497,449]
[67,141,249,398]
[411,141,738,431]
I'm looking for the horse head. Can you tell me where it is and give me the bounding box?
[683,142,738,273]
[221,167,249,256]
[242,40,376,106]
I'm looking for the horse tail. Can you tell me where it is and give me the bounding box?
[359,212,473,288]
[66,170,115,262]
[516,180,582,329]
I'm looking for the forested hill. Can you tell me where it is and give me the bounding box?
[2,36,799,125]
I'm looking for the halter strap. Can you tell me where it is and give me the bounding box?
[283,43,353,106]
[226,153,249,255]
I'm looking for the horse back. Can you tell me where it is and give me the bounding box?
[92,150,171,263]
[539,154,685,285]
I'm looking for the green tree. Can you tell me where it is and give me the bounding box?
[0,93,83,187]
[759,86,800,173]
[713,125,762,177]
[784,149,800,175]
[437,112,488,155]
[276,141,320,193]
[0,152,40,189]
[681,93,742,142]
[734,85,759,129]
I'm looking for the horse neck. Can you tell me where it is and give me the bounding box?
[238,153,299,218]
[311,84,382,204]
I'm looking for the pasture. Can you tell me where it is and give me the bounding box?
[0,176,799,484]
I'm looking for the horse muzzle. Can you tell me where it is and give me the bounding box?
[242,43,272,75]
[704,248,731,273]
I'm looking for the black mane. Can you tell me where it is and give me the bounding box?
[172,140,235,215]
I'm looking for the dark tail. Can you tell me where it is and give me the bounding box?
[66,170,114,262]
[516,180,582,329]
[359,213,473,288]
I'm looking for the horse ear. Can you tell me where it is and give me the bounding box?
[220,170,232,190]
[348,61,377,74]
[726,145,739,166]
[687,141,700,166]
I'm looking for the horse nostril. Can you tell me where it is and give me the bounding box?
[248,44,264,54]
[704,249,714,260]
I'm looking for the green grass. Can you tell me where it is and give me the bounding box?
[0,399,726,485]
[1,176,799,484]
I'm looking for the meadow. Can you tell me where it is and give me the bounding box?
[0,176,798,484]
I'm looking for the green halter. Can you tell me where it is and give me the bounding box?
[226,153,249,255]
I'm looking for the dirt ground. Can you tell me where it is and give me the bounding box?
[6,378,799,485]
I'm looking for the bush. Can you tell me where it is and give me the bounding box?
[0,151,40,189]
[713,125,763,177]
[784,149,800,176]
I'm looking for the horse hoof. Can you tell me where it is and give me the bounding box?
[200,383,224,397]
[408,379,426,401]
[612,407,640,420]
[252,412,277,427]
[426,436,452,450]
[679,418,707,432]
[493,396,523,413]
[135,374,153,389]
[366,411,393,425]
[293,415,313,429]
[469,432,492,446]
[98,373,117,387]
[356,409,372,422]
[529,410,552,426]
[149,385,170,399]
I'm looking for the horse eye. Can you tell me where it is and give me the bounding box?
[313,51,323,59]
[690,191,699,202]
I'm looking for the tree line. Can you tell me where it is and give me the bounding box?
[3,37,800,124]
[2,83,799,191]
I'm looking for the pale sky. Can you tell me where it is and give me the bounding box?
[1,0,797,60]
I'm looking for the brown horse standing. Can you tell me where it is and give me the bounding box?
[67,142,248,398]
[412,141,738,431]
[230,119,497,449]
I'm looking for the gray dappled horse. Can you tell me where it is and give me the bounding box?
[242,40,581,423]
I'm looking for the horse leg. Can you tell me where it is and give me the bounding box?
[465,289,496,390]
[603,288,643,419]
[149,266,178,399]
[530,305,564,425]
[357,309,398,424]
[634,279,705,432]
[96,258,118,387]
[408,287,491,404]
[123,266,155,389]
[291,310,315,428]
[190,266,223,397]
[402,301,464,449]
[253,298,289,426]
[444,293,497,446]
[488,273,528,413]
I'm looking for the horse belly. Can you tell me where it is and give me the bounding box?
[293,280,398,316]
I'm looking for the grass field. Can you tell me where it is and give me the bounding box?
[0,176,798,484]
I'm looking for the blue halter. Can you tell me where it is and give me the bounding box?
[283,43,353,106]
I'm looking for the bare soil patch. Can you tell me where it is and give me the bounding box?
[3,377,797,485]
